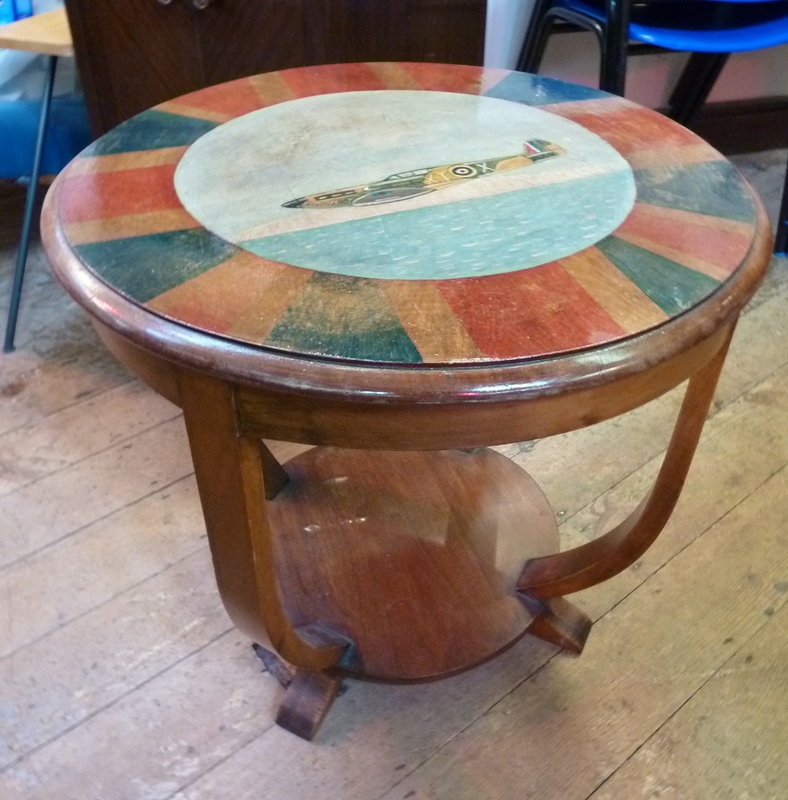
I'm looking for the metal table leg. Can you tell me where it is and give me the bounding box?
[3,54,58,353]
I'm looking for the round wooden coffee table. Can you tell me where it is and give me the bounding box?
[42,63,771,740]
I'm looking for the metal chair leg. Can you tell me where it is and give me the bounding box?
[4,54,58,353]
[516,0,555,73]
[516,0,628,97]
[599,0,630,96]
[668,52,728,126]
[775,159,788,256]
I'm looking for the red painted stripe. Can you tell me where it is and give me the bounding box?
[58,164,180,224]
[148,253,303,335]
[617,205,752,277]
[166,77,266,119]
[399,62,485,94]
[149,275,247,335]
[280,63,388,98]
[438,263,626,359]
[552,105,701,158]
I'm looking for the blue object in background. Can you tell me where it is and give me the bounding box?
[0,1,15,25]
[0,94,92,178]
[519,0,788,102]
[15,0,33,17]
[0,0,33,24]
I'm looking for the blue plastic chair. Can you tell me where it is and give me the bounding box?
[517,0,788,253]
[519,1,788,120]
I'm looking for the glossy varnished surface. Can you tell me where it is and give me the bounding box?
[267,447,558,680]
[6,146,788,783]
[173,91,635,282]
[37,65,776,741]
[48,63,764,371]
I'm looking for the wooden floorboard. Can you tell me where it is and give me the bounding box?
[0,154,786,799]
[0,416,194,570]
[0,546,228,771]
[0,380,178,498]
[588,601,788,800]
[379,462,788,800]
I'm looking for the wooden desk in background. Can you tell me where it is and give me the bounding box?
[1,7,74,351]
[0,6,72,57]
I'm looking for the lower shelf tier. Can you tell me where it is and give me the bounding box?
[267,447,561,681]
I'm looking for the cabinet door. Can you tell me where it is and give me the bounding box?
[195,0,307,88]
[65,0,204,135]
[66,0,486,136]
[405,0,486,64]
[66,0,310,135]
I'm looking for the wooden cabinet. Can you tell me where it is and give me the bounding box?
[64,0,486,135]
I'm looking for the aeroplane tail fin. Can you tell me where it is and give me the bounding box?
[523,139,565,158]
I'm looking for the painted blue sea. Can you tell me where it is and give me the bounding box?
[242,169,635,281]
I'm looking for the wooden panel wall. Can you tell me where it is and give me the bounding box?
[64,0,486,135]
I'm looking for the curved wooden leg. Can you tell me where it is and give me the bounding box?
[518,324,735,599]
[276,670,343,741]
[178,368,351,672]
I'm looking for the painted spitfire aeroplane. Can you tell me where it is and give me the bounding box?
[282,139,565,209]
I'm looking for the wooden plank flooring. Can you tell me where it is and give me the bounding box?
[1,154,787,799]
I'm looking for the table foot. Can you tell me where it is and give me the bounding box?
[275,669,343,741]
[517,594,592,654]
[253,642,346,740]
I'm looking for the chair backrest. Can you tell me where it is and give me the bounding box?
[601,0,788,53]
[520,0,788,92]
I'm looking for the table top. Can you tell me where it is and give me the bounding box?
[0,8,72,57]
[45,63,770,395]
